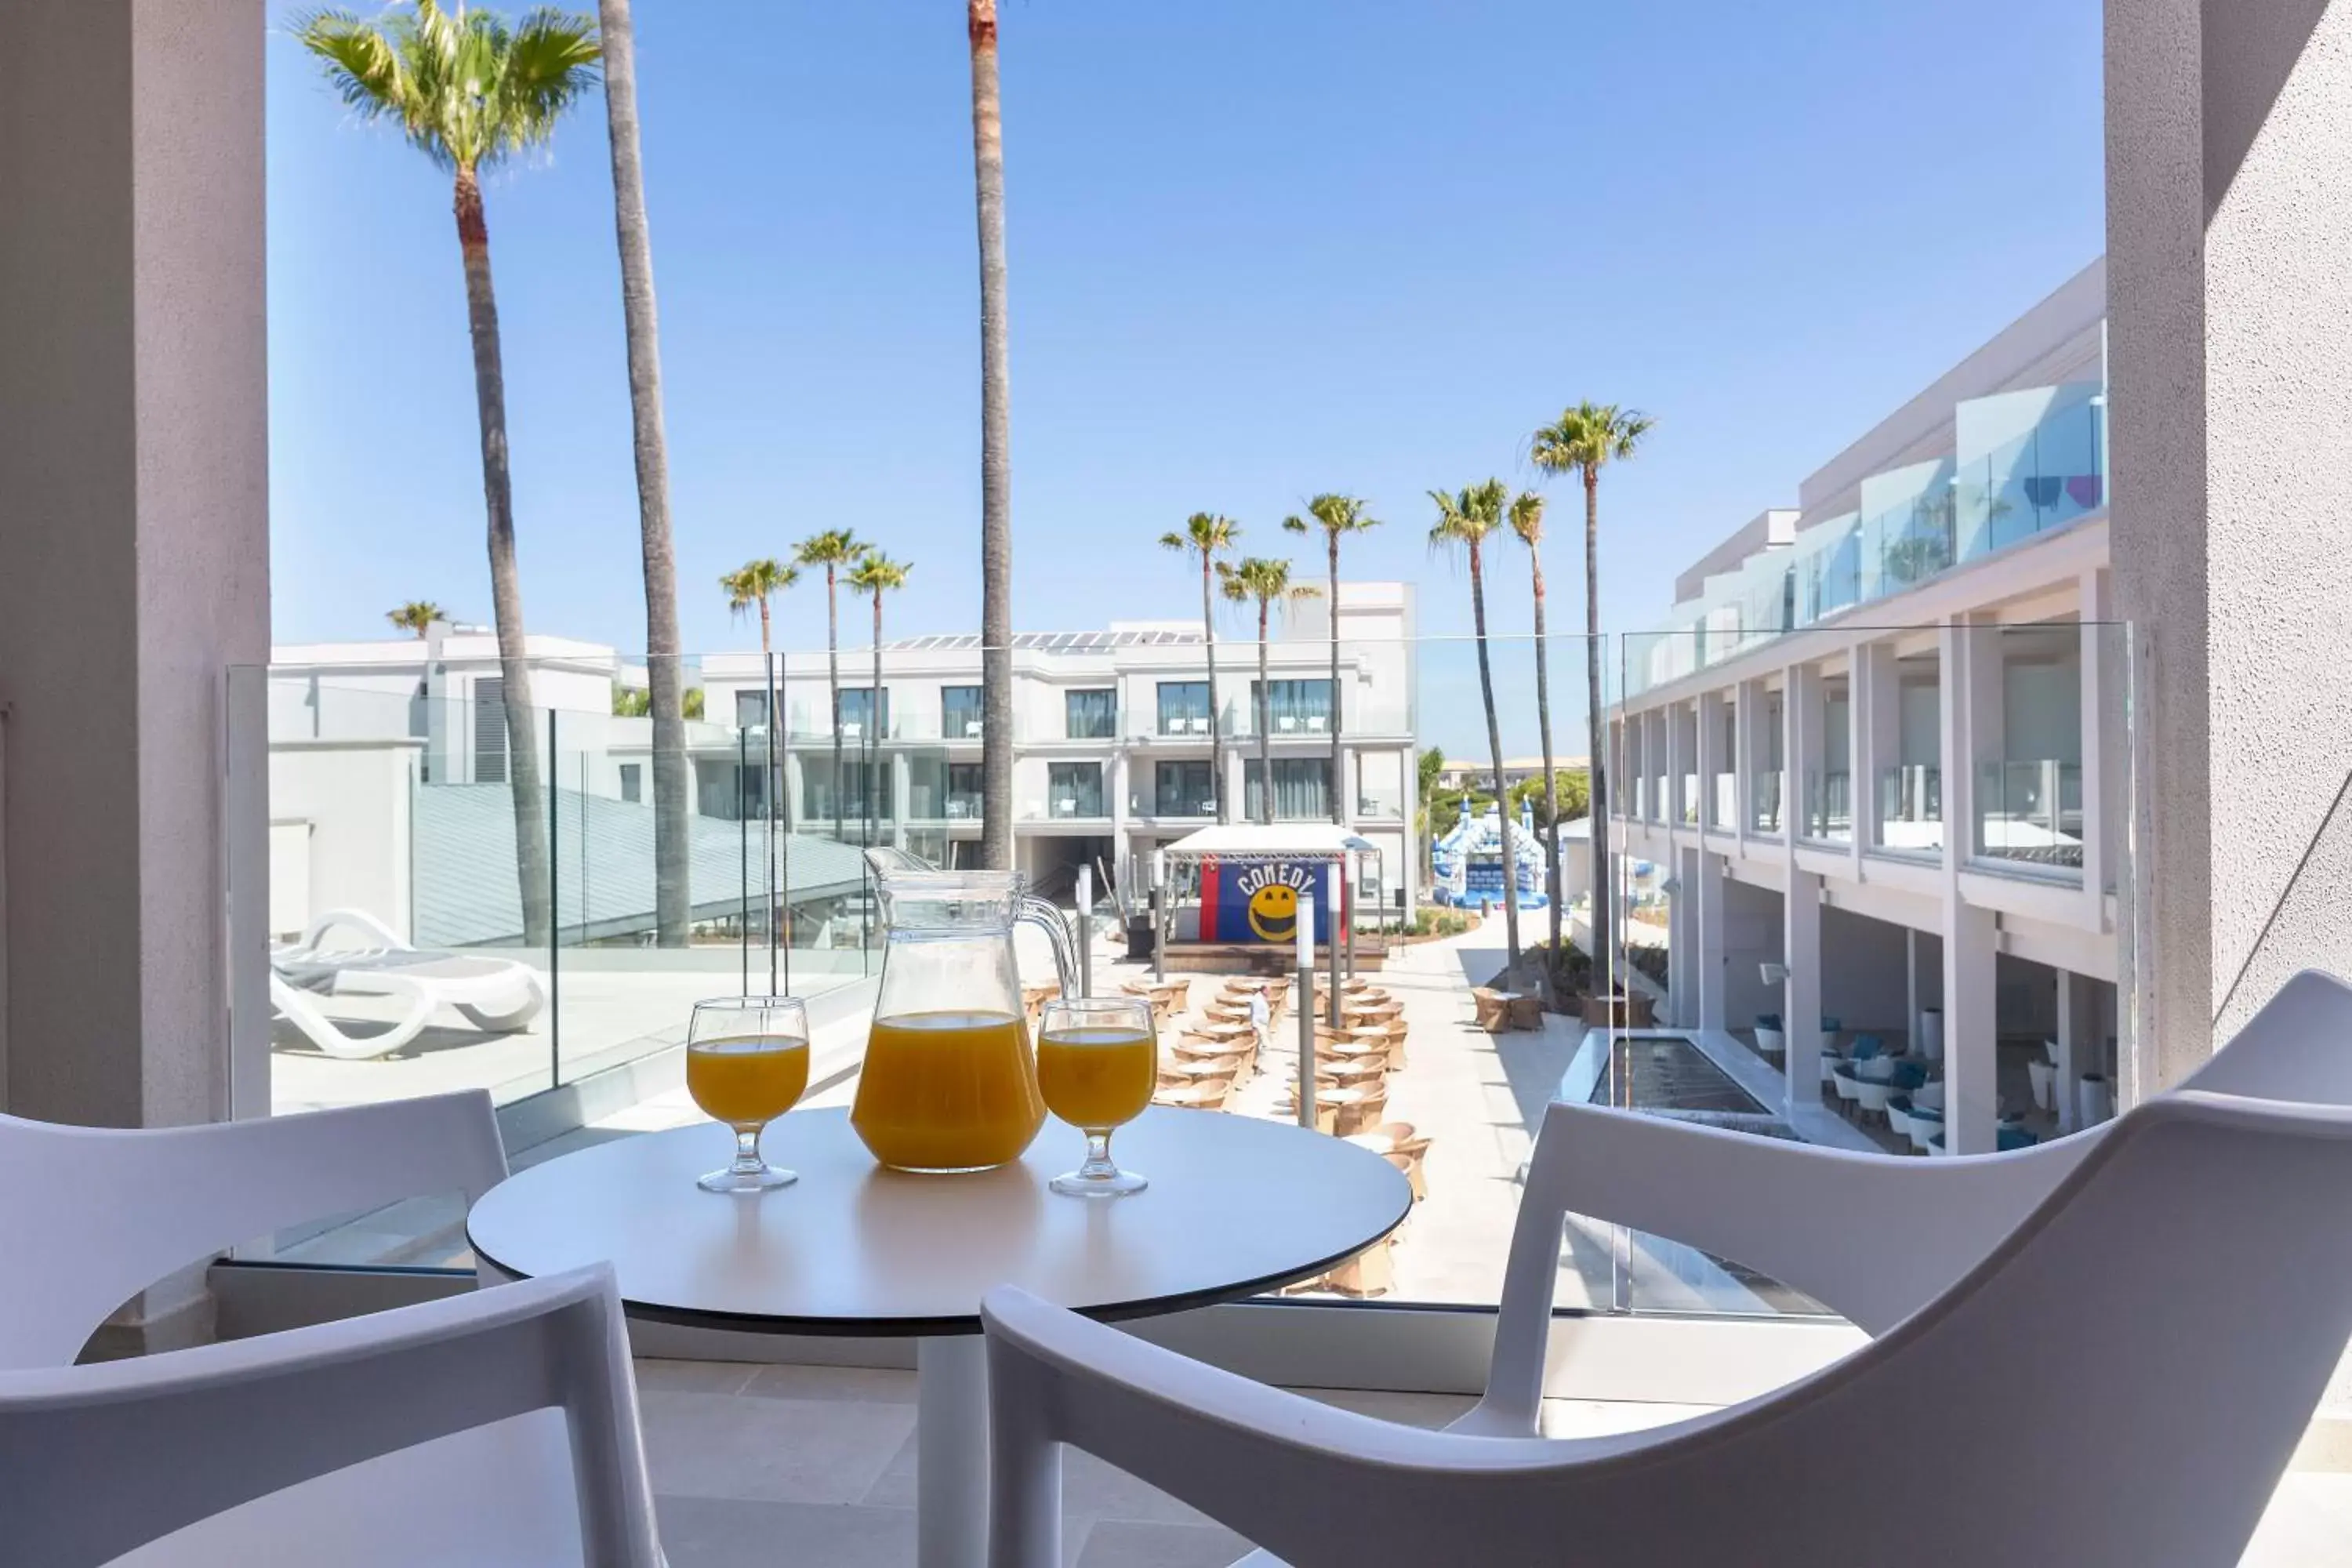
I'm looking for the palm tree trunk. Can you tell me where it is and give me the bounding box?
[455,165,552,950]
[826,567,843,844]
[1203,557,1226,824]
[1468,543,1521,966]
[969,0,1014,873]
[1327,535,1343,825]
[597,0,688,949]
[1256,604,1272,826]
[1584,467,1610,984]
[1530,549,1564,994]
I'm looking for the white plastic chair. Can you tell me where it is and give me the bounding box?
[985,1088,2352,1567]
[0,1264,661,1568]
[984,969,2352,1567]
[0,1090,507,1370]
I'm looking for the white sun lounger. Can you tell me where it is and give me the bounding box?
[272,909,548,1060]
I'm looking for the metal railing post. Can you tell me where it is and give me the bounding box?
[1075,863,1094,997]
[1296,895,1316,1129]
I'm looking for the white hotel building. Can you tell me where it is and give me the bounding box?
[1609,260,2123,1156]
[265,582,1421,939]
[696,579,1421,910]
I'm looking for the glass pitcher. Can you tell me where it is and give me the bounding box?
[851,855,1078,1173]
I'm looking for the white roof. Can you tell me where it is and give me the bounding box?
[1160,823,1380,861]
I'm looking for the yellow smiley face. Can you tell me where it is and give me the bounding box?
[1247,881,1300,942]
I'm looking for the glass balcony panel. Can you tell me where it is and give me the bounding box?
[1750,768,1783,835]
[1803,769,1852,842]
[1876,764,1944,854]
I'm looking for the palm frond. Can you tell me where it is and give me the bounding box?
[485,7,603,163]
[795,529,870,569]
[296,0,597,173]
[848,550,912,595]
[1508,491,1545,546]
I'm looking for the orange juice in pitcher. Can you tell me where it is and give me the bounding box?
[850,855,1075,1173]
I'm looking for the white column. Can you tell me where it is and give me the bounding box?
[1697,691,1725,833]
[1666,849,1691,1025]
[1781,665,1820,1101]
[1791,663,1824,843]
[1869,642,1902,850]
[1697,847,1727,1032]
[0,0,265,1128]
[1108,751,1131,860]
[2053,968,2082,1135]
[1784,872,1823,1114]
[2078,568,2110,918]
[1734,680,1762,843]
[2111,0,2352,1076]
[893,751,915,851]
[1940,619,1999,1154]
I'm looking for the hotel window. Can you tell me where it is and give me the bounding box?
[1156,681,1210,735]
[838,686,891,737]
[946,763,982,818]
[1249,678,1334,732]
[942,684,983,739]
[1154,760,1215,816]
[619,764,642,804]
[1245,757,1331,820]
[1049,762,1105,817]
[1065,688,1116,739]
[808,757,891,822]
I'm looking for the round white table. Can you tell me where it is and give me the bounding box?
[468,1106,1411,1568]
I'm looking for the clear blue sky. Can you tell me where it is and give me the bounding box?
[267,0,2103,756]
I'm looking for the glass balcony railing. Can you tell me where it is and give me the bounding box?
[1710,771,1735,829]
[1877,764,1943,854]
[1976,759,2084,871]
[1680,771,1699,826]
[1133,791,1216,818]
[1802,769,1852,842]
[1619,386,2107,702]
[1750,768,1784,834]
[1956,395,2106,560]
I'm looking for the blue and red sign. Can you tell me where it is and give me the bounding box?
[1197,858,1345,944]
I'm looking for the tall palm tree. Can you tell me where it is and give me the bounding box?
[387,601,449,637]
[967,0,1014,871]
[1429,481,1521,968]
[720,559,796,661]
[848,552,912,849]
[1283,494,1380,824]
[1218,558,1319,826]
[296,1,601,950]
[1530,403,1654,976]
[794,529,869,843]
[1159,514,1241,822]
[594,0,688,947]
[1508,490,1566,985]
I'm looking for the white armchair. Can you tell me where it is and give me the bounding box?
[984,970,2352,1568]
[1,1265,660,1568]
[1,1091,507,1369]
[988,1090,2352,1566]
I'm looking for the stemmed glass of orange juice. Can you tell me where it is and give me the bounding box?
[1036,997,1156,1198]
[688,996,811,1194]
